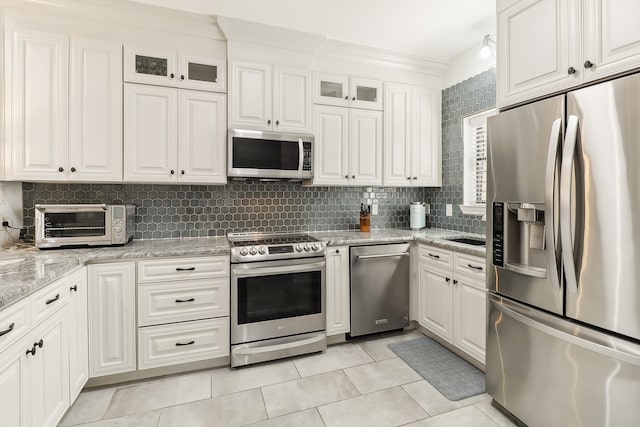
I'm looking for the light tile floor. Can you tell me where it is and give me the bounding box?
[60,330,517,427]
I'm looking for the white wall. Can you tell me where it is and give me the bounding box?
[443,41,496,88]
[0,182,23,248]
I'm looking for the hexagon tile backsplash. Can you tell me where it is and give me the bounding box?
[22,181,426,242]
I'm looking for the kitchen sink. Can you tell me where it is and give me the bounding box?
[446,237,486,246]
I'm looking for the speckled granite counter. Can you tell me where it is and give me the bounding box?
[0,229,485,311]
[0,237,229,310]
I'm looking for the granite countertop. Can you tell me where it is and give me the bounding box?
[0,229,485,311]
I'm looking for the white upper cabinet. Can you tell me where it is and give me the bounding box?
[124,84,178,182]
[124,45,226,92]
[497,0,580,107]
[582,0,640,81]
[124,84,227,184]
[69,37,123,182]
[5,29,69,181]
[4,27,122,182]
[498,0,640,107]
[314,73,382,110]
[383,84,441,187]
[229,60,312,133]
[312,105,382,186]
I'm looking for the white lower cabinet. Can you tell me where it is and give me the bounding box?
[417,244,487,363]
[67,267,88,402]
[325,246,350,336]
[88,263,137,377]
[0,334,30,427]
[138,317,230,369]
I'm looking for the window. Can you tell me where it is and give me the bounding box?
[461,108,496,216]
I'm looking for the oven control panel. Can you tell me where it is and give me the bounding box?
[231,242,326,262]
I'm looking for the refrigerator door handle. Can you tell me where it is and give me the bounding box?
[544,118,562,291]
[561,115,579,293]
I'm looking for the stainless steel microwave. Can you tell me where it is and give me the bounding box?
[227,129,313,180]
[35,204,135,249]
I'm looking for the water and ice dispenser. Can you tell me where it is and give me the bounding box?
[492,202,548,279]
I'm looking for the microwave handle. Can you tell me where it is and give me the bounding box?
[298,138,304,174]
[36,204,108,212]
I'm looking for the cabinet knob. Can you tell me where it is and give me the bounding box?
[180,75,185,80]
[453,279,458,285]
[26,345,36,356]
[170,169,175,175]
[181,170,185,175]
[276,120,279,126]
[567,67,577,75]
[267,119,271,125]
[584,60,594,69]
[58,167,64,172]
[170,73,175,79]
[352,175,356,179]
[335,249,340,254]
[344,175,349,179]
[407,177,411,180]
[445,277,451,282]
[70,167,76,172]
[413,176,417,180]
[352,96,356,101]
[344,96,349,100]
[36,339,43,348]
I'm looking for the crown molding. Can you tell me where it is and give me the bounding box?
[217,16,326,54]
[1,0,225,40]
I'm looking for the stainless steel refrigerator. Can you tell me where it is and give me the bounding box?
[486,72,640,427]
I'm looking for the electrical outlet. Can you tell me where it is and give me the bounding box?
[446,204,453,216]
[372,204,378,215]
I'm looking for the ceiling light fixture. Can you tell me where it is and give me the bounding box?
[479,34,495,59]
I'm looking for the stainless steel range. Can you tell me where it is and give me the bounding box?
[228,232,327,367]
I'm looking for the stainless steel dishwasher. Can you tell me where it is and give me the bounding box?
[349,243,410,337]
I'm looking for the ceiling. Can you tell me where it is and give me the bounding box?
[131,0,496,62]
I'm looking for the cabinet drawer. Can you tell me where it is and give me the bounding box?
[138,256,229,283]
[31,277,69,326]
[419,245,453,269]
[138,277,230,326]
[0,298,30,353]
[454,253,487,280]
[138,317,230,369]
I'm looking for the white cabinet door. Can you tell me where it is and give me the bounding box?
[178,53,225,92]
[178,90,227,184]
[418,264,454,343]
[123,45,177,87]
[313,105,349,186]
[497,0,580,107]
[88,263,136,377]
[124,84,178,183]
[350,76,383,110]
[326,246,350,336]
[583,0,640,81]
[273,66,312,133]
[31,308,69,427]
[454,276,487,364]
[229,61,272,130]
[67,268,88,403]
[412,87,441,186]
[69,37,122,182]
[349,109,382,186]
[314,72,350,107]
[6,29,68,180]
[0,335,30,427]
[384,83,411,186]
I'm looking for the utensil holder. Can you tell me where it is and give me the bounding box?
[360,213,371,232]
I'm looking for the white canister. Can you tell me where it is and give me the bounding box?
[410,202,426,230]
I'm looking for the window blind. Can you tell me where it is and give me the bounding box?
[472,124,487,205]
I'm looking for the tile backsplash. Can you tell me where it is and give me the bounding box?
[425,68,496,235]
[22,182,425,242]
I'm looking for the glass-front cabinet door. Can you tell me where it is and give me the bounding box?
[314,72,349,107]
[124,45,177,86]
[178,54,226,92]
[350,77,383,110]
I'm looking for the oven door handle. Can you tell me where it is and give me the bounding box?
[232,261,325,277]
[298,138,304,176]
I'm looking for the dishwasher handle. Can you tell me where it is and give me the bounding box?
[356,252,409,261]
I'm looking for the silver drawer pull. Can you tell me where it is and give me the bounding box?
[0,322,15,337]
[175,340,195,347]
[428,253,440,259]
[467,264,483,271]
[175,298,195,303]
[176,267,196,271]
